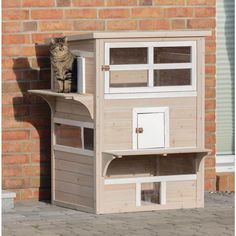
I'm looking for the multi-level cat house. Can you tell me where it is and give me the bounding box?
[29,30,211,214]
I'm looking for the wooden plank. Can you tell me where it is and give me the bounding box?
[55,150,94,166]
[55,191,94,208]
[55,180,94,198]
[55,159,93,176]
[85,57,96,94]
[55,169,93,187]
[55,111,93,123]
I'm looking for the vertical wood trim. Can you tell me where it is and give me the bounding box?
[160,181,166,205]
[148,46,154,87]
[77,57,86,93]
[196,156,205,207]
[136,183,141,207]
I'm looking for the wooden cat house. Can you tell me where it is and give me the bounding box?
[29,30,211,214]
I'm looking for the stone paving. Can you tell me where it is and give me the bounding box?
[2,192,234,236]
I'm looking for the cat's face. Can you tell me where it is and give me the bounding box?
[50,37,69,57]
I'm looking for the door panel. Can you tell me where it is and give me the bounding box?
[137,113,165,149]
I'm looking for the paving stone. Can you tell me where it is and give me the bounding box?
[2,193,234,236]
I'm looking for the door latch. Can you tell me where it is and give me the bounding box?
[136,127,144,134]
[101,65,110,71]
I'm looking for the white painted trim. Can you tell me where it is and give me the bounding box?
[104,174,197,185]
[104,41,197,97]
[160,181,166,205]
[77,57,85,94]
[136,183,141,207]
[105,91,197,99]
[71,49,94,58]
[216,154,235,173]
[132,107,169,149]
[53,117,94,129]
[53,144,94,157]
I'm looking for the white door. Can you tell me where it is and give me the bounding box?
[137,113,165,149]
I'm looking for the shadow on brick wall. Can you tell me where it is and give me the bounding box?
[12,44,52,201]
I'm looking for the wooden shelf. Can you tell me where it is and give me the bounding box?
[28,89,94,119]
[102,147,210,177]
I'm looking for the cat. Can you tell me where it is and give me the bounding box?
[50,37,76,93]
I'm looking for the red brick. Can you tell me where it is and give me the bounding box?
[140,20,170,30]
[205,77,215,87]
[205,65,216,75]
[22,0,55,7]
[206,42,216,53]
[139,0,152,5]
[2,22,22,33]
[205,179,216,191]
[171,19,185,29]
[154,0,184,5]
[21,188,51,200]
[2,34,30,45]
[65,9,97,19]
[107,0,137,6]
[2,46,23,57]
[205,54,216,64]
[2,82,30,93]
[3,179,30,189]
[23,22,37,32]
[2,0,21,8]
[2,166,22,177]
[187,19,215,29]
[205,157,215,168]
[74,20,105,30]
[107,20,137,30]
[30,177,51,188]
[22,165,50,177]
[205,111,215,121]
[57,0,71,6]
[32,33,63,44]
[165,7,193,17]
[217,174,228,192]
[31,153,51,163]
[187,0,215,6]
[40,21,73,31]
[205,122,215,132]
[205,87,215,98]
[132,7,163,18]
[31,10,63,20]
[2,104,29,117]
[2,154,30,165]
[205,134,215,145]
[2,141,39,153]
[2,10,29,20]
[229,174,235,192]
[2,93,25,105]
[194,7,215,17]
[205,99,215,109]
[2,130,30,140]
[205,168,216,179]
[99,8,130,18]
[73,0,104,6]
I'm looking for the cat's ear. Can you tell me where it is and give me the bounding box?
[50,38,55,44]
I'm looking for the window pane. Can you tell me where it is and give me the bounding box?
[84,128,94,151]
[110,70,148,88]
[110,48,147,65]
[154,47,191,63]
[141,182,160,205]
[55,124,82,148]
[154,69,191,86]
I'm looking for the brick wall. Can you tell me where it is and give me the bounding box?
[2,0,216,200]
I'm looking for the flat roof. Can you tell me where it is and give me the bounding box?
[45,30,211,43]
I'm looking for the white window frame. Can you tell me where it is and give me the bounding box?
[104,41,197,99]
[53,117,94,157]
[132,107,169,150]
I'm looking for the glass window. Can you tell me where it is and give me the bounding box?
[141,182,160,205]
[110,48,147,65]
[55,124,82,148]
[84,128,94,151]
[110,70,148,88]
[154,69,191,86]
[154,47,191,64]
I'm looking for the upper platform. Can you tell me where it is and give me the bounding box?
[45,30,212,43]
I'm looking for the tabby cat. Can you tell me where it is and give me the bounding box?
[50,37,75,93]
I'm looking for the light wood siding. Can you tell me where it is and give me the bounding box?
[54,150,94,208]
[103,97,197,150]
[55,97,93,122]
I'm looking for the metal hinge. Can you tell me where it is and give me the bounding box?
[101,65,110,71]
[136,127,144,134]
